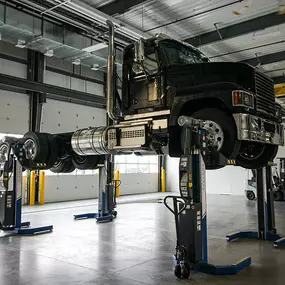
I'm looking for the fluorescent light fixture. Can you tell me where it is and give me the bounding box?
[44,50,54,57]
[90,64,100,71]
[82,43,108,53]
[72,59,81,65]
[15,39,26,48]
[253,29,281,39]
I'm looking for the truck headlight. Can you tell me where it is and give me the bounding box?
[232,90,254,109]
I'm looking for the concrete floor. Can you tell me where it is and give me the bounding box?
[1,193,285,285]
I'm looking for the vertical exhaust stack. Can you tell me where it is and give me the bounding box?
[106,20,117,123]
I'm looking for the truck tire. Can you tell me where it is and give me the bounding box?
[44,133,60,169]
[23,132,49,162]
[236,143,278,169]
[72,155,99,170]
[50,157,75,173]
[190,108,240,159]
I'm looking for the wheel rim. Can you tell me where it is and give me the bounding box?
[204,120,224,151]
[240,143,265,160]
[0,144,9,163]
[24,139,37,160]
[74,155,87,165]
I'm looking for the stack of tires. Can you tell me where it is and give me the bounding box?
[22,132,105,173]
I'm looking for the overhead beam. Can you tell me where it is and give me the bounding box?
[185,12,285,47]
[98,0,147,15]
[242,51,285,67]
[0,73,106,108]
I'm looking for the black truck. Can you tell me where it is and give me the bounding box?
[0,21,284,172]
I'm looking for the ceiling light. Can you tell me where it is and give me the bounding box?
[90,64,100,71]
[72,59,81,65]
[15,40,26,48]
[82,43,108,53]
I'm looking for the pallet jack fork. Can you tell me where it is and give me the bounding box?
[0,150,53,235]
[164,116,251,279]
[227,165,285,248]
[73,156,118,223]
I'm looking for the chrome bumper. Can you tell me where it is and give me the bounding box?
[233,113,284,146]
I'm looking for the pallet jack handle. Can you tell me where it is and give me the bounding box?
[164,195,188,247]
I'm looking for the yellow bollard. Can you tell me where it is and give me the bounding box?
[22,175,27,205]
[29,171,35,206]
[114,170,120,197]
[161,168,166,193]
[39,171,45,205]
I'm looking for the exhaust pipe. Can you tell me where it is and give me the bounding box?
[106,20,117,122]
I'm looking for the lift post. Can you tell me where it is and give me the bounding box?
[73,156,118,223]
[226,165,285,248]
[164,116,251,279]
[0,154,53,235]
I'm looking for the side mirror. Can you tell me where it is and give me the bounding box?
[134,38,145,63]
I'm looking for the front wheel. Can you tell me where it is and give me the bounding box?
[190,108,240,170]
[236,143,278,169]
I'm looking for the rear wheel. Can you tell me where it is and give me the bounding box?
[236,143,278,169]
[72,155,99,170]
[23,132,49,162]
[51,157,75,173]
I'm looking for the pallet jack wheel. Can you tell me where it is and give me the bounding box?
[113,211,117,217]
[174,265,181,278]
[181,264,190,279]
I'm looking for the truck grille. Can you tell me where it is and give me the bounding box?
[255,71,276,116]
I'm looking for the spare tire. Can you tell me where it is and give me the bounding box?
[50,157,75,173]
[23,132,49,162]
[72,155,99,170]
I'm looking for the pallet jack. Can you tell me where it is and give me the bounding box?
[164,116,251,279]
[227,165,285,248]
[0,139,53,235]
[73,155,119,223]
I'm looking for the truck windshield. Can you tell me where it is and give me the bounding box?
[159,39,208,66]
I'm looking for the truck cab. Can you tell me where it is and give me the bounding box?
[119,34,284,169]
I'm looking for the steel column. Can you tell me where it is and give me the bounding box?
[27,50,46,133]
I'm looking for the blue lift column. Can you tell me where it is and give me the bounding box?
[164,116,251,279]
[73,156,117,223]
[0,156,53,235]
[227,165,285,248]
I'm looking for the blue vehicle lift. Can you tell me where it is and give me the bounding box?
[0,154,53,235]
[164,116,251,279]
[73,156,118,223]
[227,165,285,248]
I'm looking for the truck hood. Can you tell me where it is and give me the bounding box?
[164,62,256,92]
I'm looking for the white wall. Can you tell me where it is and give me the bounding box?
[0,90,29,134]
[166,156,247,196]
[44,173,158,203]
[44,70,104,97]
[41,99,106,133]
